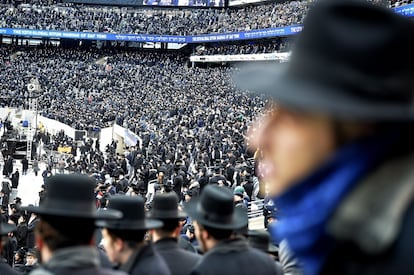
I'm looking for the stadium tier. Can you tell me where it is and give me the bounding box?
[0,0,411,44]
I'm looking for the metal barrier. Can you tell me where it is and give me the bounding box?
[248,198,265,219]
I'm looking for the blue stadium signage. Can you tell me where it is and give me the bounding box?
[394,4,414,16]
[0,25,300,43]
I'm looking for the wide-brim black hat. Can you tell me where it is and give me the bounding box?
[236,0,414,121]
[96,195,163,230]
[248,230,278,254]
[184,185,248,230]
[148,192,187,220]
[23,174,121,220]
[0,222,16,236]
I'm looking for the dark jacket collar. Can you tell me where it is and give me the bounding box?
[120,244,155,273]
[154,237,179,250]
[205,236,249,255]
[328,152,414,254]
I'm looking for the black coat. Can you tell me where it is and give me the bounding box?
[22,159,29,171]
[119,244,171,275]
[191,237,281,275]
[154,238,201,275]
[11,171,19,189]
[208,175,227,186]
[0,257,21,275]
[16,223,28,248]
[27,216,40,249]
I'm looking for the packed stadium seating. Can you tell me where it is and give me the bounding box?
[0,1,308,35]
[0,45,262,135]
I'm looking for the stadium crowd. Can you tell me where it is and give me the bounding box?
[192,38,291,55]
[0,42,264,195]
[0,45,262,134]
[0,1,309,35]
[0,43,277,274]
[0,0,406,37]
[0,1,413,274]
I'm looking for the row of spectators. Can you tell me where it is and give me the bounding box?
[0,1,303,35]
[192,38,292,56]
[390,0,414,6]
[0,0,403,7]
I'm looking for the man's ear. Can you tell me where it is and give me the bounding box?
[200,226,209,241]
[114,236,126,252]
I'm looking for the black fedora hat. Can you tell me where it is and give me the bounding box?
[248,230,278,254]
[0,222,16,236]
[184,185,248,230]
[148,192,187,220]
[23,174,121,220]
[236,0,414,121]
[96,196,163,230]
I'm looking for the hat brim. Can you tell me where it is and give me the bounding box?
[96,218,163,230]
[22,205,122,220]
[184,198,248,230]
[235,63,414,121]
[0,223,16,235]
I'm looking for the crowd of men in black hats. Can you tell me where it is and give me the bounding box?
[0,170,291,275]
[0,43,266,212]
[0,1,309,35]
[0,192,40,274]
[0,0,398,36]
[0,38,278,272]
[0,46,262,133]
[0,0,413,274]
[191,38,292,56]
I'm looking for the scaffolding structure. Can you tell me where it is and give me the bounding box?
[26,78,40,160]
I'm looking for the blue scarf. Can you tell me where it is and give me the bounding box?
[270,134,397,275]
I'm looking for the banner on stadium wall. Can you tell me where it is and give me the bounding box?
[0,4,411,43]
[66,0,225,7]
[394,4,414,16]
[190,52,290,62]
[0,25,303,43]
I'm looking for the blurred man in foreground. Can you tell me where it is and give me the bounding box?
[239,1,414,274]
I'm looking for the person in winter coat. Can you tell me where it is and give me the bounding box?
[0,221,20,275]
[239,1,414,274]
[23,174,127,275]
[16,215,28,249]
[98,196,171,275]
[149,193,201,275]
[186,185,282,275]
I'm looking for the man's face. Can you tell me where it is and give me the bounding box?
[101,228,119,264]
[184,194,191,202]
[248,107,336,196]
[14,253,21,261]
[26,255,37,265]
